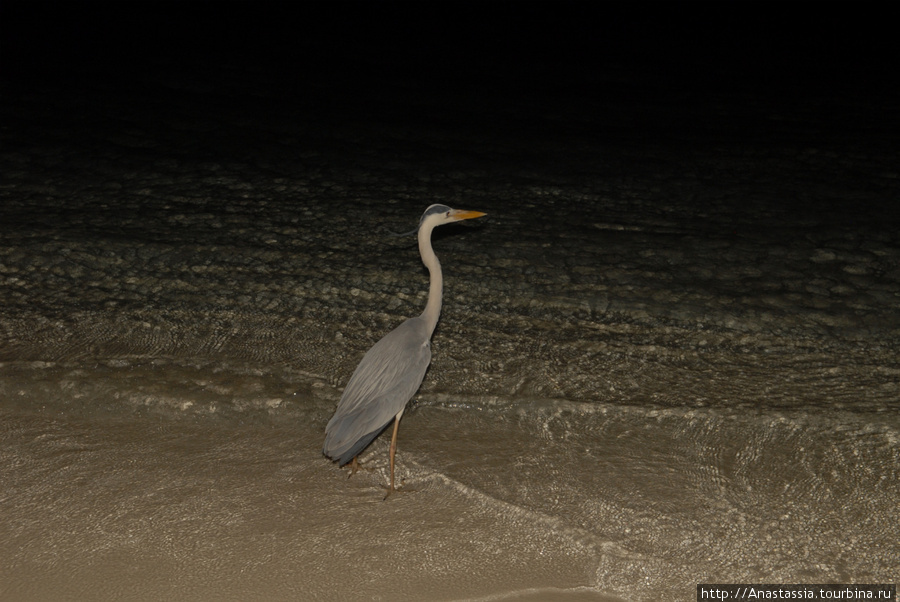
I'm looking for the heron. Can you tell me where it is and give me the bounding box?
[323,204,486,496]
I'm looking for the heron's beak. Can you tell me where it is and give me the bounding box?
[451,210,487,220]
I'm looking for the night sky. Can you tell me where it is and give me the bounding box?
[4,2,894,101]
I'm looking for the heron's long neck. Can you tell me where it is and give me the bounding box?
[418,224,442,334]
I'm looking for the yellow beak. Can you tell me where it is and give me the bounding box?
[451,210,487,220]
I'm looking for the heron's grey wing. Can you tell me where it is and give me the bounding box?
[323,317,432,463]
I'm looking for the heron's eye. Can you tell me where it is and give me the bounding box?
[446,211,451,217]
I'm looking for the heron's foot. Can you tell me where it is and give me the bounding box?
[345,457,379,479]
[346,457,361,479]
[381,481,417,501]
[382,482,398,501]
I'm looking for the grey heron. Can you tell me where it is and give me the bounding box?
[323,204,486,496]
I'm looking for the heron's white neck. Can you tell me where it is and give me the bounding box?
[418,222,442,335]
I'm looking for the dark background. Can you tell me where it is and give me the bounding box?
[2,1,898,231]
[3,1,894,99]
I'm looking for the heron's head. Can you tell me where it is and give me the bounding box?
[418,204,486,230]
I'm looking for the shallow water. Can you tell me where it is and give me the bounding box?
[2,24,899,601]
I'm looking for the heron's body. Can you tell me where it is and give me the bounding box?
[323,316,431,465]
[323,204,485,495]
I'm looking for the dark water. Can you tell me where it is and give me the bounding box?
[2,6,899,600]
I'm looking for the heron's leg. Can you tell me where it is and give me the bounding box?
[385,409,404,499]
[347,457,359,479]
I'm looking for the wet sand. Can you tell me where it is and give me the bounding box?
[2,6,899,601]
